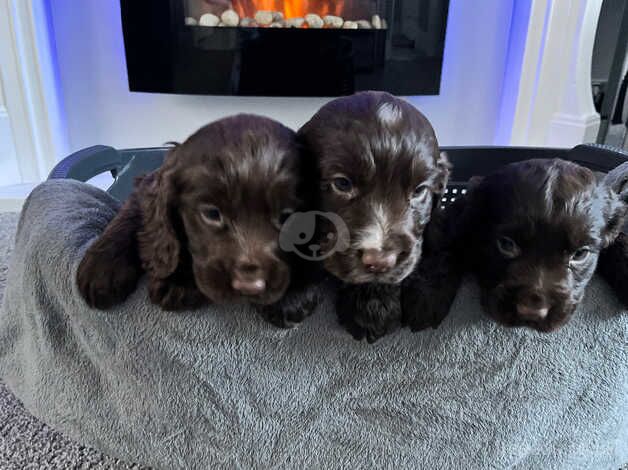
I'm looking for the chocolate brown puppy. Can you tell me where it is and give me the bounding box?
[402,158,628,333]
[77,114,317,326]
[298,91,450,342]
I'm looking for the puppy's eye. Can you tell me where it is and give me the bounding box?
[570,247,590,263]
[412,185,430,202]
[331,176,353,194]
[497,236,520,258]
[275,208,295,229]
[200,205,223,226]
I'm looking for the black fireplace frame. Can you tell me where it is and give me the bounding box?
[120,0,449,97]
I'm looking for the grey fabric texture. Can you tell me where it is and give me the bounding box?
[0,212,141,469]
[0,180,627,469]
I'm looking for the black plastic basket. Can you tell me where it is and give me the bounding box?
[48,144,628,204]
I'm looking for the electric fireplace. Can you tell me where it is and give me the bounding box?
[120,0,449,96]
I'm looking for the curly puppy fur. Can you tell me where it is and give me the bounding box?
[298,91,450,342]
[77,114,318,326]
[597,161,628,306]
[403,158,628,333]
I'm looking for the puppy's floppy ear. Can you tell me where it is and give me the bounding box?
[432,151,451,196]
[601,162,628,247]
[604,161,628,205]
[467,175,484,191]
[451,175,489,244]
[138,149,181,278]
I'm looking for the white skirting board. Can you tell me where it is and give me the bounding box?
[547,112,601,147]
[0,183,35,213]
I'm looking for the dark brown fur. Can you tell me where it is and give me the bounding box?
[298,91,449,342]
[78,115,317,323]
[403,158,628,333]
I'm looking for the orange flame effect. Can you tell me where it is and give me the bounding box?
[233,0,344,19]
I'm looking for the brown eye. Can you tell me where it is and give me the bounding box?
[200,205,222,225]
[412,185,430,202]
[332,176,353,193]
[571,247,590,263]
[497,236,519,258]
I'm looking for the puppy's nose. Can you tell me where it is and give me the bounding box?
[232,278,266,295]
[516,291,550,320]
[516,304,549,320]
[361,249,397,273]
[235,259,261,275]
[232,259,266,295]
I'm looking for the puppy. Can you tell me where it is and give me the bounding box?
[77,114,316,326]
[596,161,628,306]
[298,91,450,342]
[403,158,628,333]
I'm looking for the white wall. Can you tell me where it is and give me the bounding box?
[48,0,515,152]
[0,76,21,187]
[0,0,66,185]
[502,0,602,147]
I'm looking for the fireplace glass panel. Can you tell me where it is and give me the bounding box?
[184,0,387,28]
[120,0,449,96]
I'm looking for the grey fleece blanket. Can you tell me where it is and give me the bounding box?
[0,180,626,469]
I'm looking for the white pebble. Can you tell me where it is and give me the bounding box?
[372,14,382,29]
[199,13,220,27]
[357,20,372,29]
[342,21,358,29]
[240,17,255,27]
[185,17,198,26]
[273,11,284,22]
[217,21,227,27]
[323,15,343,28]
[382,19,388,28]
[305,13,324,29]
[269,22,284,28]
[221,9,240,27]
[255,10,274,25]
[285,17,305,28]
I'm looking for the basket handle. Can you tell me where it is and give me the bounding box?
[48,145,123,181]
[566,143,628,172]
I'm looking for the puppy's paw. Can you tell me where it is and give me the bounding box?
[258,305,301,329]
[337,284,401,343]
[336,311,368,341]
[258,284,322,328]
[77,249,142,310]
[149,279,208,311]
[400,281,450,332]
[401,251,462,332]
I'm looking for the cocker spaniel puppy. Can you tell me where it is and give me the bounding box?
[77,114,318,326]
[298,91,450,342]
[402,158,628,333]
